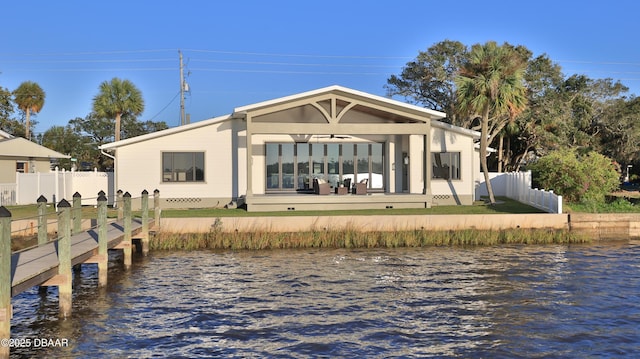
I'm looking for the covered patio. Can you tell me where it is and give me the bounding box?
[235,86,445,212]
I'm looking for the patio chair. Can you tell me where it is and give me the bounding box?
[343,178,352,190]
[313,178,330,195]
[352,178,368,195]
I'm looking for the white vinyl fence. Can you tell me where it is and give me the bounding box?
[476,171,563,214]
[0,183,16,206]
[7,168,114,206]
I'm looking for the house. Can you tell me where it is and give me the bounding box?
[99,86,481,211]
[0,129,70,184]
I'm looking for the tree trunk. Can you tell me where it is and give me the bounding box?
[115,113,121,142]
[481,110,496,204]
[497,133,504,173]
[25,108,31,140]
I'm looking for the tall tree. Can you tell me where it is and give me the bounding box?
[68,113,168,170]
[12,81,45,140]
[385,40,468,126]
[92,78,144,142]
[41,125,89,170]
[599,96,640,166]
[0,86,14,123]
[455,41,528,204]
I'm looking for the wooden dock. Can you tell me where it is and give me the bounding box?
[1,189,160,358]
[10,218,146,297]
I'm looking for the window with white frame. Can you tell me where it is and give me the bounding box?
[162,152,205,182]
[432,152,460,180]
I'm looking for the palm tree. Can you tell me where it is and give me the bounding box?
[13,81,45,140]
[455,41,528,204]
[92,78,144,142]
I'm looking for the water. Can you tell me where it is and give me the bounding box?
[9,241,640,358]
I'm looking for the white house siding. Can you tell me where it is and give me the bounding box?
[0,159,16,183]
[429,127,476,205]
[115,118,245,209]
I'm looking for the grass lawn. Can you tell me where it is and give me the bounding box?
[4,197,544,220]
[5,204,118,222]
[159,197,544,217]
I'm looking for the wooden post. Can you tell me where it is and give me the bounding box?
[141,190,149,256]
[0,206,12,358]
[37,195,48,246]
[72,192,82,235]
[123,192,132,269]
[116,190,124,221]
[97,193,108,287]
[57,199,73,318]
[154,189,160,231]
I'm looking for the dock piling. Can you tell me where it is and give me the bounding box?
[123,192,132,269]
[97,193,108,286]
[116,190,124,220]
[154,189,161,231]
[72,192,82,235]
[0,206,12,358]
[37,195,48,246]
[141,190,149,256]
[56,199,73,318]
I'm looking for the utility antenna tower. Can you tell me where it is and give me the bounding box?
[179,50,190,125]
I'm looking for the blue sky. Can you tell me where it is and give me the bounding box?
[2,0,639,136]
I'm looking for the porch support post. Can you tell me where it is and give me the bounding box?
[425,120,432,208]
[423,134,429,195]
[245,113,253,199]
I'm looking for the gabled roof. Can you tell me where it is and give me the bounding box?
[233,85,447,121]
[100,114,232,150]
[0,137,70,159]
[100,85,479,149]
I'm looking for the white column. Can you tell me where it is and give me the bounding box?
[409,135,423,194]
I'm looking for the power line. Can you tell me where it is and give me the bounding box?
[148,91,180,121]
[183,48,412,60]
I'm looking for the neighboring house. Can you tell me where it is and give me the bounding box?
[100,85,481,211]
[0,130,70,184]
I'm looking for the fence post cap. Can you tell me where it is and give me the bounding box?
[98,194,108,202]
[123,192,131,198]
[0,206,11,217]
[58,199,71,208]
[142,189,149,195]
[98,190,106,196]
[37,195,48,203]
[117,189,123,195]
[154,189,160,194]
[73,192,82,198]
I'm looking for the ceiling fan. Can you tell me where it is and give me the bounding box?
[314,134,352,139]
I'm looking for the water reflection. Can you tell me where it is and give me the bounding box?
[9,243,640,358]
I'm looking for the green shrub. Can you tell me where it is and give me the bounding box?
[529,149,619,204]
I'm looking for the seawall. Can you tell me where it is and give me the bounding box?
[11,213,640,240]
[159,214,568,233]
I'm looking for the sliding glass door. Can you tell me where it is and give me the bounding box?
[265,142,385,192]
